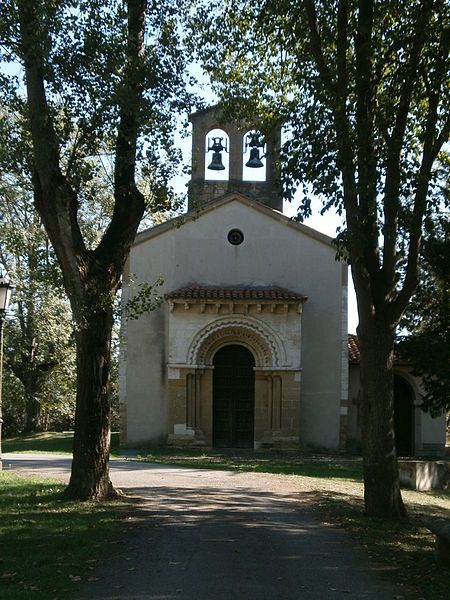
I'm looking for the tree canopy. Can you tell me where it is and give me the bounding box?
[0,174,75,433]
[0,0,196,500]
[191,0,450,518]
[399,215,450,417]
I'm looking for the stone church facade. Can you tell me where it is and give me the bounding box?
[119,106,447,455]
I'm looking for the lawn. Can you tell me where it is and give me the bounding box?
[313,485,450,600]
[0,473,129,600]
[2,431,120,455]
[136,446,365,479]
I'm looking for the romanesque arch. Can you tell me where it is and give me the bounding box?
[187,315,287,368]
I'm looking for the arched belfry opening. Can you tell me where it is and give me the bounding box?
[213,344,255,448]
[188,105,282,211]
[243,130,266,182]
[394,374,415,456]
[204,128,230,181]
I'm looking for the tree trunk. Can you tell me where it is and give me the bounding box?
[64,298,116,501]
[23,386,42,433]
[358,319,406,518]
[18,0,147,501]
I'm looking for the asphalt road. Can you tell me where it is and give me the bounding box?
[5,453,404,599]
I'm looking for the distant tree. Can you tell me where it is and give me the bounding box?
[399,215,450,417]
[192,0,450,517]
[0,150,75,433]
[1,0,194,500]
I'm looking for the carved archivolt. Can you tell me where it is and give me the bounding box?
[188,315,286,367]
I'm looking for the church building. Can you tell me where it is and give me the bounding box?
[119,106,447,456]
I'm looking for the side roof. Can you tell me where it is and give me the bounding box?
[133,192,335,249]
[348,334,409,366]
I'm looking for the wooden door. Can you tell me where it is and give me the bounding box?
[213,345,255,448]
[394,375,415,456]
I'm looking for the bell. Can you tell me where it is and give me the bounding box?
[245,147,264,168]
[207,136,228,171]
[207,151,226,170]
[245,132,264,168]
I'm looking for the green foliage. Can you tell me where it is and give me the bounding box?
[124,275,164,320]
[399,216,450,416]
[0,0,197,215]
[0,179,76,434]
[190,0,450,517]
[0,473,127,599]
[191,0,449,272]
[0,0,194,440]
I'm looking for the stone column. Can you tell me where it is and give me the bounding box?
[260,370,300,448]
[266,374,282,432]
[186,369,204,432]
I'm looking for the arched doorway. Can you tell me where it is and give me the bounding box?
[394,375,415,456]
[213,345,255,448]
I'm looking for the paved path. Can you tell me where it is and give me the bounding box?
[5,454,404,599]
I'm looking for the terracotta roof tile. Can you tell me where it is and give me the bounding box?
[348,333,360,363]
[347,333,408,365]
[165,285,307,302]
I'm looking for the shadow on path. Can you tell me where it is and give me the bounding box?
[78,485,403,600]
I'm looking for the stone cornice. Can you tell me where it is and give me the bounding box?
[168,299,303,315]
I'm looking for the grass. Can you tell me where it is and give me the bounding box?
[310,486,450,600]
[136,446,365,479]
[0,472,129,600]
[3,431,120,456]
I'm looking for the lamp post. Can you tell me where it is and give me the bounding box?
[0,273,14,471]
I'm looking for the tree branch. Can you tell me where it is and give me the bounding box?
[18,1,86,299]
[354,0,382,297]
[382,0,434,288]
[390,26,450,322]
[304,0,359,231]
[95,0,146,273]
[303,0,336,95]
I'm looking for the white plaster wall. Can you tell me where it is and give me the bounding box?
[123,304,167,445]
[123,198,344,448]
[421,411,446,446]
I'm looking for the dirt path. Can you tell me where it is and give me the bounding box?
[6,454,405,599]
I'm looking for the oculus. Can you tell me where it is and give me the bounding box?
[227,229,244,245]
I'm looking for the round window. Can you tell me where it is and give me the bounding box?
[227,229,244,245]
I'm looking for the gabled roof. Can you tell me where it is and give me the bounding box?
[133,192,335,249]
[165,284,307,302]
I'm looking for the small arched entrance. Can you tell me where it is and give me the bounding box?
[213,344,255,448]
[394,375,415,456]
